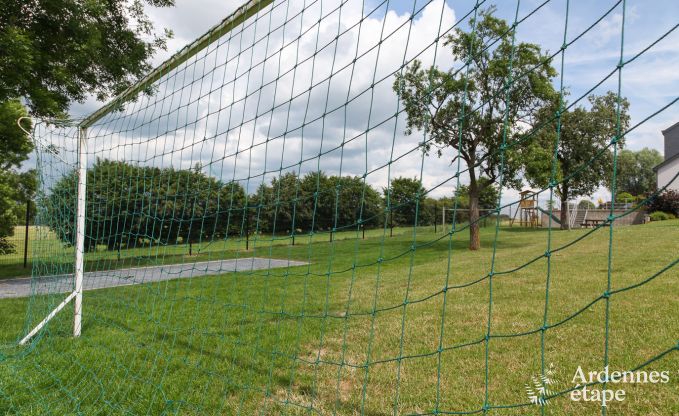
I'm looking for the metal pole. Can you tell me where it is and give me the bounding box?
[442,205,445,232]
[74,127,87,338]
[434,201,437,233]
[389,211,393,237]
[20,291,77,345]
[23,201,30,268]
[245,207,250,251]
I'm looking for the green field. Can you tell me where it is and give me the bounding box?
[0,223,500,280]
[0,220,677,415]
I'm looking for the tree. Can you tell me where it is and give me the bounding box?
[454,178,500,210]
[253,172,383,235]
[523,92,630,229]
[453,178,500,224]
[615,148,663,196]
[394,8,556,249]
[577,199,595,210]
[648,190,679,217]
[333,175,383,230]
[0,0,174,118]
[0,100,32,253]
[0,176,17,254]
[45,160,243,252]
[384,177,428,227]
[1,0,174,250]
[0,100,32,168]
[253,172,302,235]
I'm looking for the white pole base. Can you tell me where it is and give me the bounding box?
[19,291,77,345]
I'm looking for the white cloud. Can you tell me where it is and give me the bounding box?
[54,0,679,208]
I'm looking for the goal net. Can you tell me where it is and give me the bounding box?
[1,0,678,414]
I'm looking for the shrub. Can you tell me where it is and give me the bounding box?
[578,199,595,209]
[0,237,16,255]
[648,190,679,216]
[649,211,676,221]
[615,192,635,203]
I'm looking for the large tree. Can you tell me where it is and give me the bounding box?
[1,0,174,251]
[615,148,663,196]
[523,92,630,229]
[0,0,174,118]
[46,160,245,252]
[254,171,383,234]
[383,177,429,227]
[0,100,32,253]
[394,9,556,249]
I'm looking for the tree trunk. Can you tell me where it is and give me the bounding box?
[559,184,570,230]
[469,176,481,250]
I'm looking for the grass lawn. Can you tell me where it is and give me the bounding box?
[0,226,61,279]
[0,224,457,280]
[0,220,677,415]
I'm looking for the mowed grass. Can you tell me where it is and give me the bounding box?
[0,224,448,280]
[0,220,677,415]
[0,226,63,279]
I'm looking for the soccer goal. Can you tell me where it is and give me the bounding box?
[7,0,679,414]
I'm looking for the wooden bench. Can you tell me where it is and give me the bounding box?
[581,219,607,228]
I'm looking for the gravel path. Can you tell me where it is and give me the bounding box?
[0,257,307,299]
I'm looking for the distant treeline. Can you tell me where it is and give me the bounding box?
[45,160,497,251]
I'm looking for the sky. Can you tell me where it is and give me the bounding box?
[60,0,679,207]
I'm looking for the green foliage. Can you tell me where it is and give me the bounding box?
[616,148,663,196]
[254,171,383,234]
[384,177,428,227]
[46,163,386,249]
[0,100,34,251]
[454,178,499,210]
[577,199,595,209]
[615,191,635,203]
[0,0,174,117]
[394,8,556,248]
[0,100,33,169]
[45,160,247,251]
[648,190,679,217]
[649,211,676,221]
[523,92,630,228]
[0,178,17,254]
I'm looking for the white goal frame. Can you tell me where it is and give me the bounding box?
[19,0,273,345]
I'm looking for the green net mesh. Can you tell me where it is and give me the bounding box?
[1,0,678,414]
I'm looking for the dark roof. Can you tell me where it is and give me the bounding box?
[654,151,679,172]
[662,120,679,135]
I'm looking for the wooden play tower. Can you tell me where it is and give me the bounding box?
[511,189,540,227]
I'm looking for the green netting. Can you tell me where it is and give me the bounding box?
[1,0,678,415]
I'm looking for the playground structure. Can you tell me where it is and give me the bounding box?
[510,190,541,227]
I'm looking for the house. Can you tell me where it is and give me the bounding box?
[655,122,679,192]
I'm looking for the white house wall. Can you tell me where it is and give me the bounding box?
[657,157,679,192]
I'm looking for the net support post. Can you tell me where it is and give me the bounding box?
[73,126,87,338]
[19,291,77,345]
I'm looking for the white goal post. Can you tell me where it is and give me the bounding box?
[19,0,274,346]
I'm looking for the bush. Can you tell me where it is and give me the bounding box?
[615,192,635,203]
[648,190,679,216]
[0,237,16,255]
[649,211,676,221]
[578,199,595,209]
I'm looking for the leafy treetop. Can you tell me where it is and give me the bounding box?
[0,0,174,118]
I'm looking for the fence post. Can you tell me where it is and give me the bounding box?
[434,201,437,233]
[23,202,30,268]
[74,127,87,338]
[442,205,446,232]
